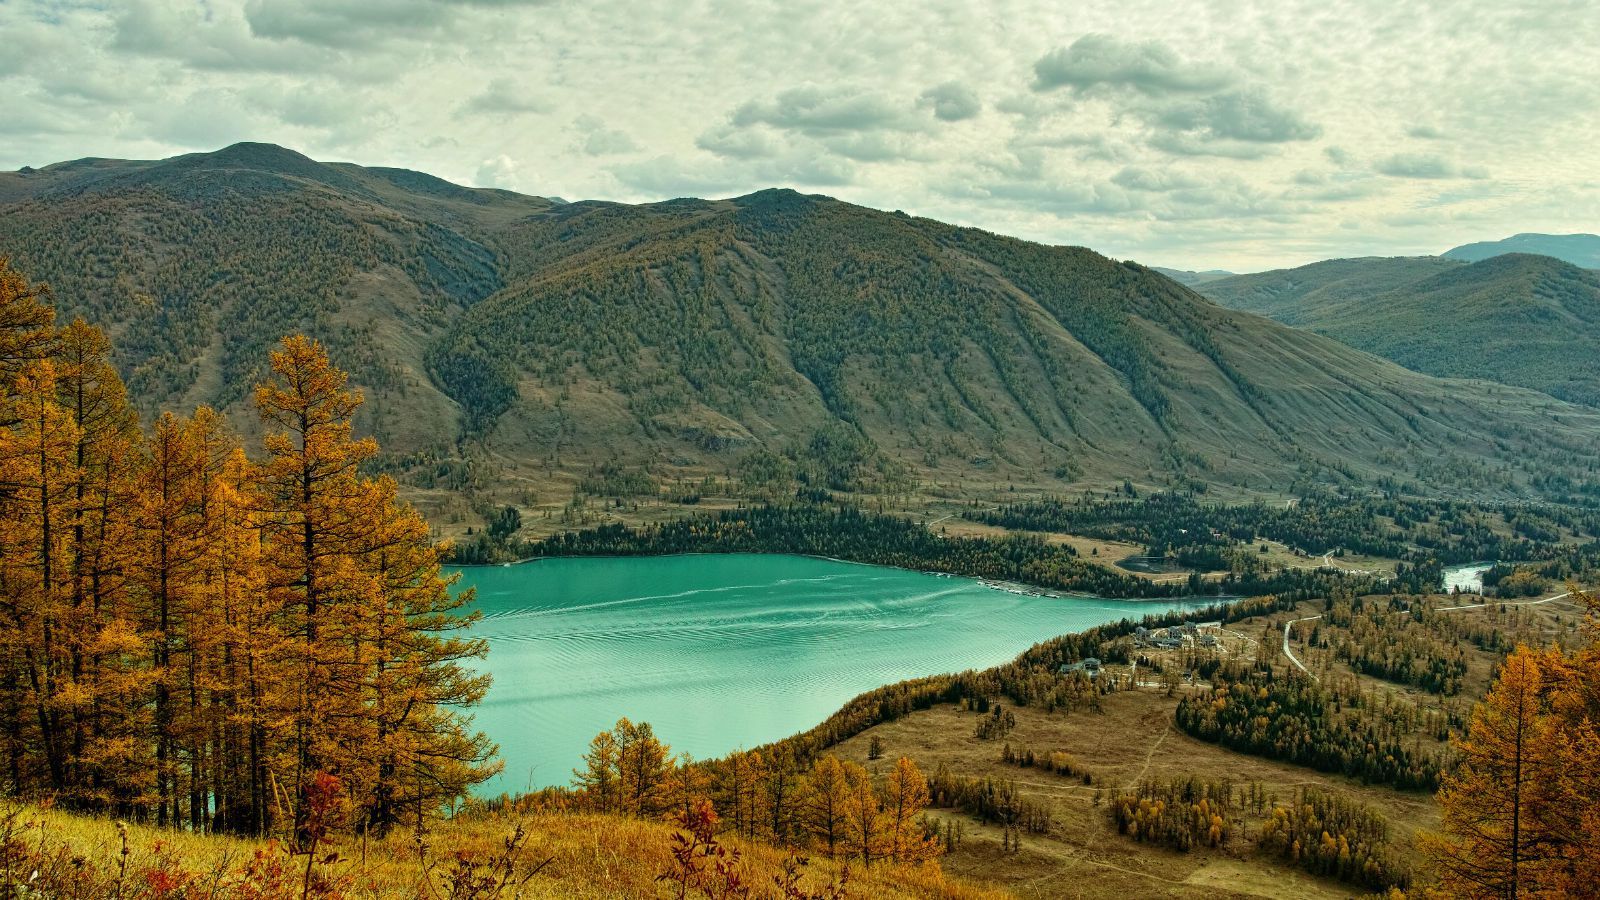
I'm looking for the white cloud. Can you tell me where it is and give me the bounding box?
[0,0,1595,270]
[1032,34,1233,95]
[573,115,638,156]
[1376,153,1489,180]
[475,154,520,189]
[918,82,982,122]
[462,77,550,116]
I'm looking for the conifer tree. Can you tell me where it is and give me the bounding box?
[841,758,885,866]
[251,335,380,834]
[575,728,620,813]
[614,717,668,819]
[882,756,936,862]
[661,752,712,823]
[801,755,850,858]
[1425,646,1561,896]
[0,266,495,837]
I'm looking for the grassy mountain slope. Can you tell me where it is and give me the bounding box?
[1444,232,1600,268]
[1200,253,1600,407]
[5,144,1600,510]
[1198,256,1464,325]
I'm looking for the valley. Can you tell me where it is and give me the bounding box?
[8,145,1600,544]
[6,145,1600,898]
[6,1,1600,896]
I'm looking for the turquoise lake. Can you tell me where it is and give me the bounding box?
[454,554,1216,793]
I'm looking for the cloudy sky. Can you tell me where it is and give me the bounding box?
[4,0,1597,270]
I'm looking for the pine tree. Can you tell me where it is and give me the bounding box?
[0,257,54,383]
[613,717,668,819]
[801,755,850,858]
[881,756,937,862]
[250,335,379,837]
[841,758,884,866]
[133,411,212,826]
[0,278,495,837]
[574,728,619,813]
[354,475,496,833]
[661,752,712,823]
[762,745,802,844]
[1424,646,1561,896]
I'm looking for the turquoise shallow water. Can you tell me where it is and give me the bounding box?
[453,553,1214,793]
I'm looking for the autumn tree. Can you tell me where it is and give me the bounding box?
[0,300,495,838]
[840,760,885,866]
[614,718,669,819]
[800,755,851,858]
[661,752,712,823]
[881,756,937,862]
[1423,645,1572,896]
[761,745,803,844]
[351,474,496,833]
[252,334,381,835]
[574,728,620,813]
[0,257,53,383]
[715,749,766,840]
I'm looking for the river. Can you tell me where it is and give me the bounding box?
[1441,562,1495,594]
[453,553,1215,793]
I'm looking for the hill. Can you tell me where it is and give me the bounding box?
[6,144,1600,527]
[1195,256,1464,326]
[1198,253,1600,407]
[1151,266,1235,287]
[1444,232,1600,268]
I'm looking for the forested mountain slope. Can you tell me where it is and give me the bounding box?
[1199,253,1600,407]
[0,142,552,452]
[5,143,1600,508]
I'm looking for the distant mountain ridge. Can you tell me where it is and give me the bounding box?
[1444,233,1600,269]
[1152,266,1235,287]
[1198,252,1600,407]
[5,142,1600,510]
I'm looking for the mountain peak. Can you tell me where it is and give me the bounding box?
[160,141,334,180]
[732,187,831,210]
[1443,233,1600,269]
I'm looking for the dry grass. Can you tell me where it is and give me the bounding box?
[830,688,1425,900]
[4,803,1008,899]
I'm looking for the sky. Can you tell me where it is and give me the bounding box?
[3,0,1597,271]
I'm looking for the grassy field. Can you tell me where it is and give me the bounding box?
[4,803,1006,899]
[817,588,1585,899]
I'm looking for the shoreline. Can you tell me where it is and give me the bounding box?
[449,549,1240,603]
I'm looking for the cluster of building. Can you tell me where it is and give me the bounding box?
[1056,621,1229,680]
[1132,621,1220,650]
[1059,657,1103,677]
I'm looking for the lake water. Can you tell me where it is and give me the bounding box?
[453,553,1215,793]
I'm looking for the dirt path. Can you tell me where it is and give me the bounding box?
[1436,591,1572,612]
[1125,722,1173,789]
[1282,615,1322,678]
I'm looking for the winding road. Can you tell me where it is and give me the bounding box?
[1282,615,1322,678]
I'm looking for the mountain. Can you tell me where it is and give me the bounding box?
[1198,253,1600,407]
[0,142,552,454]
[1444,233,1600,269]
[1197,256,1464,326]
[1151,266,1234,287]
[5,143,1600,514]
